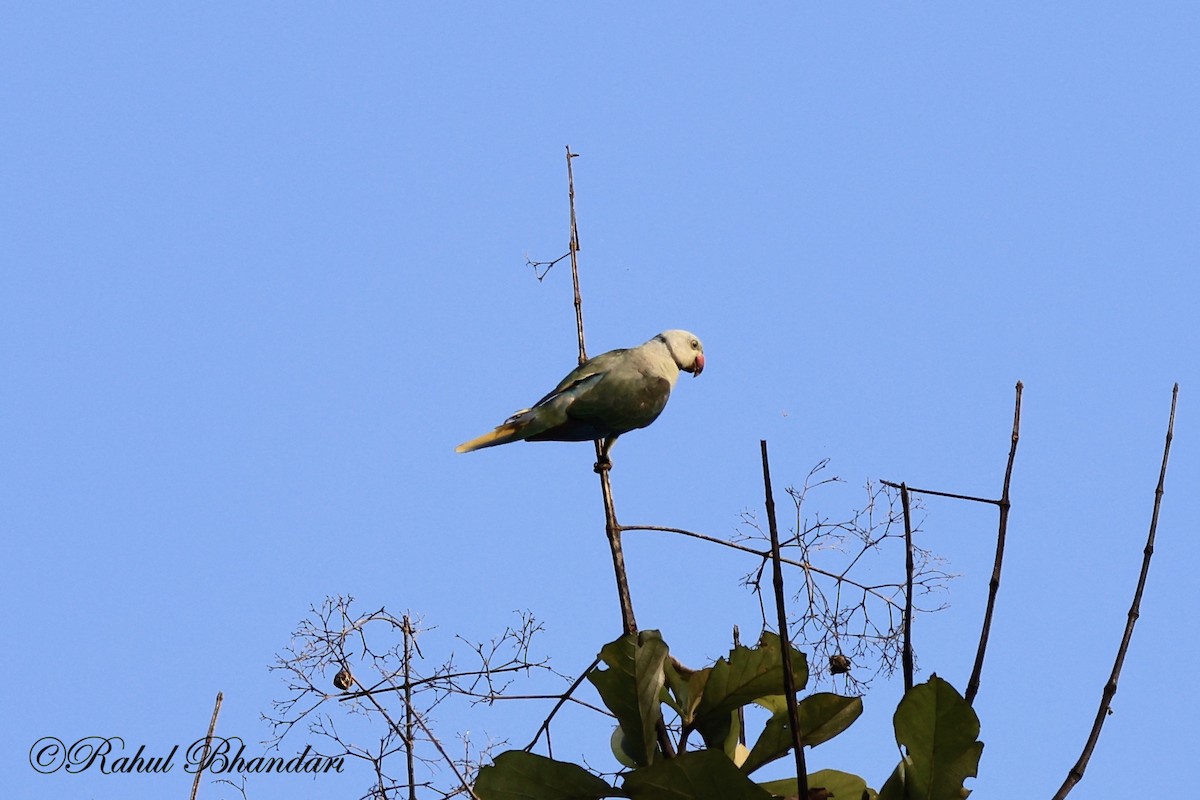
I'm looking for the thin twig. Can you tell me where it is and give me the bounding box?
[339,663,543,702]
[566,146,586,365]
[463,692,609,714]
[879,481,999,506]
[524,656,603,753]
[526,252,570,281]
[761,441,808,799]
[408,707,483,800]
[1052,383,1178,800]
[899,484,915,693]
[965,381,1023,704]
[403,616,417,800]
[357,674,483,800]
[189,692,223,800]
[619,524,905,611]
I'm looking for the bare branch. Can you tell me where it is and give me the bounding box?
[1052,383,1178,800]
[966,380,1023,704]
[556,146,637,636]
[565,146,586,366]
[524,656,603,754]
[403,618,416,800]
[879,480,999,506]
[526,252,570,281]
[377,678,482,800]
[899,484,915,693]
[190,692,223,800]
[619,524,907,611]
[600,467,638,636]
[760,440,807,799]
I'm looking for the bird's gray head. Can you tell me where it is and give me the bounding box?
[654,330,705,376]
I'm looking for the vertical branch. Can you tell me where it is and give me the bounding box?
[733,625,746,746]
[899,484,915,694]
[966,380,1023,704]
[566,146,586,365]
[603,474,638,636]
[1052,383,1178,800]
[761,440,808,799]
[189,691,223,800]
[561,146,637,636]
[403,616,417,800]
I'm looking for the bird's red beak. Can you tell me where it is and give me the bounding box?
[691,353,705,376]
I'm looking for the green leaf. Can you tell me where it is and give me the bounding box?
[692,633,808,748]
[879,675,982,800]
[662,656,694,720]
[622,749,774,800]
[796,693,863,748]
[742,709,790,775]
[680,666,712,727]
[742,694,863,774]
[588,631,671,767]
[721,708,743,761]
[876,759,907,800]
[759,769,876,800]
[475,751,621,800]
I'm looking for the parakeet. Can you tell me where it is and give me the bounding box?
[456,329,704,469]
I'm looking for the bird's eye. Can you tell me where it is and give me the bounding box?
[691,339,699,348]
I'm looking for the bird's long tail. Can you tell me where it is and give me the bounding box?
[455,417,529,453]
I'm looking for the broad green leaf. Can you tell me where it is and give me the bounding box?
[475,751,621,800]
[662,656,694,719]
[692,633,808,748]
[796,693,863,747]
[876,758,908,800]
[694,709,734,752]
[742,708,790,775]
[720,709,743,761]
[622,749,774,800]
[742,694,862,774]
[759,768,876,800]
[680,666,712,725]
[881,675,982,800]
[753,694,789,714]
[588,631,670,767]
[753,692,862,747]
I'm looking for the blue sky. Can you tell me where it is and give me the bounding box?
[4,3,1197,798]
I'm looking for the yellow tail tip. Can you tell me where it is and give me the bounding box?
[455,423,523,454]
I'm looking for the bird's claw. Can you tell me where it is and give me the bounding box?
[593,457,612,474]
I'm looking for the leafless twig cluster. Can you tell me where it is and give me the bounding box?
[736,460,954,692]
[265,596,561,800]
[525,252,569,282]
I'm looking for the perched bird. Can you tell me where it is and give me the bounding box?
[456,329,705,470]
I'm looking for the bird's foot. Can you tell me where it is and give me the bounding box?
[593,457,612,474]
